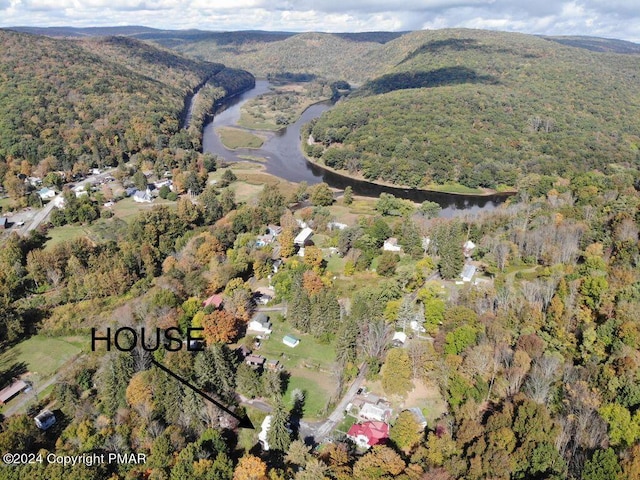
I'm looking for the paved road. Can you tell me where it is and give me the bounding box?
[313,363,368,440]
[20,168,117,235]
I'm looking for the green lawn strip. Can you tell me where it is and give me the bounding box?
[45,225,91,248]
[326,255,345,275]
[217,127,265,149]
[425,183,485,195]
[335,414,357,434]
[236,406,268,453]
[111,197,176,222]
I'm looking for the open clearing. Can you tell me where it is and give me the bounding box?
[217,126,265,149]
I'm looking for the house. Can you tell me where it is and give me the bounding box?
[0,217,7,229]
[383,238,402,252]
[359,402,392,422]
[72,185,88,198]
[38,187,56,200]
[283,334,300,348]
[347,421,389,449]
[0,380,28,404]
[133,188,153,203]
[203,294,224,309]
[248,313,272,335]
[461,264,477,283]
[245,354,266,369]
[125,187,138,197]
[407,407,428,428]
[463,240,476,257]
[34,410,56,430]
[294,227,313,246]
[267,225,282,236]
[255,293,273,305]
[52,196,65,209]
[256,234,275,247]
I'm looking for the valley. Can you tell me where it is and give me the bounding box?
[0,25,639,480]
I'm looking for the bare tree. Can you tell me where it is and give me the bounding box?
[524,353,562,404]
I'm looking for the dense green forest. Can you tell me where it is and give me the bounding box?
[304,30,640,189]
[0,29,253,195]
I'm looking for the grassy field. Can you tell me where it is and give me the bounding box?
[217,127,265,149]
[252,319,337,420]
[0,335,85,414]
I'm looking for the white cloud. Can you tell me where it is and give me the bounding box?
[0,0,639,42]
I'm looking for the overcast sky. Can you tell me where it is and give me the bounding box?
[1,0,639,43]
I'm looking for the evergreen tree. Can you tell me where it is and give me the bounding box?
[267,397,292,453]
[236,363,264,399]
[335,315,358,367]
[437,222,464,280]
[343,186,353,205]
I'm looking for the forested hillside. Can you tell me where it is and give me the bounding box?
[305,29,640,189]
[0,30,253,194]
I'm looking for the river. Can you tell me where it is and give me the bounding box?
[202,80,509,217]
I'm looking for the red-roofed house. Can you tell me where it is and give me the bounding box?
[203,294,224,309]
[347,421,389,449]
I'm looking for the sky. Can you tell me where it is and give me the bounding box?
[1,0,639,43]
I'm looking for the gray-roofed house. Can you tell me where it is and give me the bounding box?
[461,264,477,283]
[34,410,56,430]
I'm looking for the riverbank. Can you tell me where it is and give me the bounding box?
[302,146,516,198]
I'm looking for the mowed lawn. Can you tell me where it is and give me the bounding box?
[0,335,85,379]
[253,320,337,420]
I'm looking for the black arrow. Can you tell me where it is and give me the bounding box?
[151,359,254,429]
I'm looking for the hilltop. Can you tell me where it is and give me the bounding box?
[302,29,640,189]
[0,29,253,187]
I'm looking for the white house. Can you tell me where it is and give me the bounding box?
[359,402,392,422]
[248,313,272,335]
[294,227,313,246]
[383,238,402,252]
[38,187,56,200]
[392,331,407,345]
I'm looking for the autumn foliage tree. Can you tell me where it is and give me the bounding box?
[202,310,239,344]
[233,454,267,480]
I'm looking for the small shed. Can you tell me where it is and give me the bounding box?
[0,217,8,229]
[283,334,300,348]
